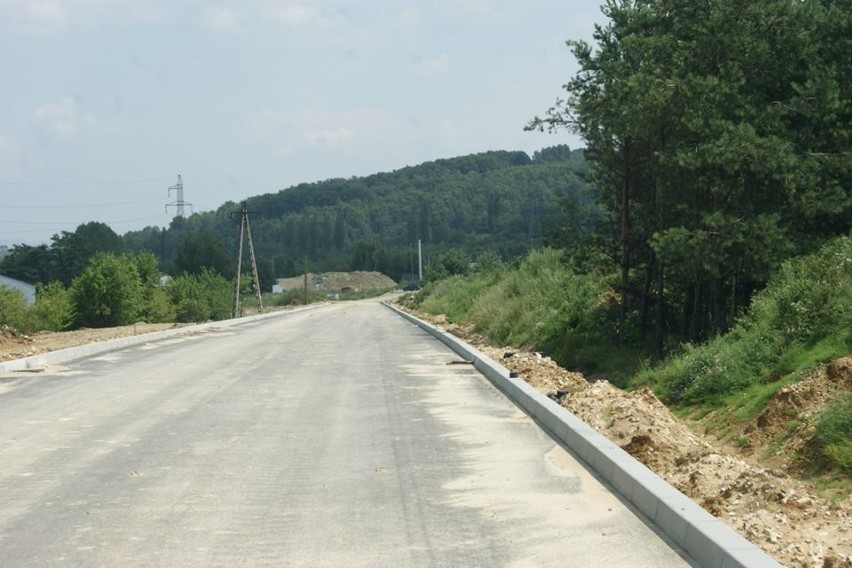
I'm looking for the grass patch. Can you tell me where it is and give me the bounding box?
[814,395,852,474]
[815,477,852,502]
[729,375,799,422]
[415,274,492,323]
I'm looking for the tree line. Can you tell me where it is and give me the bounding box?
[0,146,597,330]
[122,147,593,283]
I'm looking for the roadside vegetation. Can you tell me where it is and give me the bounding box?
[405,235,852,474]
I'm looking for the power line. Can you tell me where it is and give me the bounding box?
[0,214,168,226]
[0,177,171,186]
[0,198,165,210]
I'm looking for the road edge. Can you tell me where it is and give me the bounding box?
[0,306,318,374]
[385,302,783,568]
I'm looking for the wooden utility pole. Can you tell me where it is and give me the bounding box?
[231,202,263,318]
[303,256,308,306]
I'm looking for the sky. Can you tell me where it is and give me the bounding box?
[0,0,606,246]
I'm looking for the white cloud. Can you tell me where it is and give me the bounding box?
[198,6,242,33]
[0,0,66,33]
[303,127,354,145]
[270,4,343,28]
[433,0,526,26]
[33,97,96,139]
[383,4,420,29]
[27,0,65,29]
[411,54,449,78]
[249,107,398,155]
[0,134,20,161]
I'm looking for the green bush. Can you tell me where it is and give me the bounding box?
[70,253,143,328]
[815,395,852,473]
[168,269,232,322]
[136,251,175,323]
[0,285,28,331]
[29,281,75,332]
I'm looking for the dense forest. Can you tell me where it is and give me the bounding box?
[0,146,594,290]
[529,0,851,350]
[124,146,592,283]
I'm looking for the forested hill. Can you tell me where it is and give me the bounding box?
[123,146,593,281]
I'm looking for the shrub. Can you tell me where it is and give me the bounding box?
[70,253,143,328]
[168,269,232,322]
[0,285,28,331]
[28,281,74,332]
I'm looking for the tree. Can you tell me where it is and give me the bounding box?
[135,251,174,323]
[531,0,852,349]
[351,241,379,271]
[51,222,125,286]
[172,231,232,277]
[71,253,143,328]
[0,244,53,283]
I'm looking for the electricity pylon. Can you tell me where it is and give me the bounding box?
[166,175,193,218]
[231,202,263,318]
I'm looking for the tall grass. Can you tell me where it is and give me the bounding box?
[815,395,852,474]
[410,249,632,379]
[637,235,852,404]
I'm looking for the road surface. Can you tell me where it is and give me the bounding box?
[0,300,695,567]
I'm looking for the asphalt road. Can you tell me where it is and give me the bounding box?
[0,300,695,567]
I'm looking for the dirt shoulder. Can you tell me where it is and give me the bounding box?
[414,313,851,568]
[0,323,188,363]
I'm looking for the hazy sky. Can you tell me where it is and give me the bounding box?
[0,0,604,246]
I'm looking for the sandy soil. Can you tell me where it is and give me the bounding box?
[2,307,850,567]
[277,271,397,293]
[0,322,188,363]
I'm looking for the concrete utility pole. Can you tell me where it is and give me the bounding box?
[231,202,263,318]
[166,175,193,218]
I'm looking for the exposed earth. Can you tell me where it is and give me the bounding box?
[2,303,849,568]
[414,313,851,568]
[277,271,397,293]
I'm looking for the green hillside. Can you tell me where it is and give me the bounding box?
[121,146,592,283]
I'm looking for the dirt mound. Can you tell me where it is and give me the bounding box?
[730,356,852,473]
[407,308,852,568]
[0,325,33,350]
[278,271,396,293]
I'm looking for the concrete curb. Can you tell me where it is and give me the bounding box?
[385,303,782,568]
[0,305,316,374]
